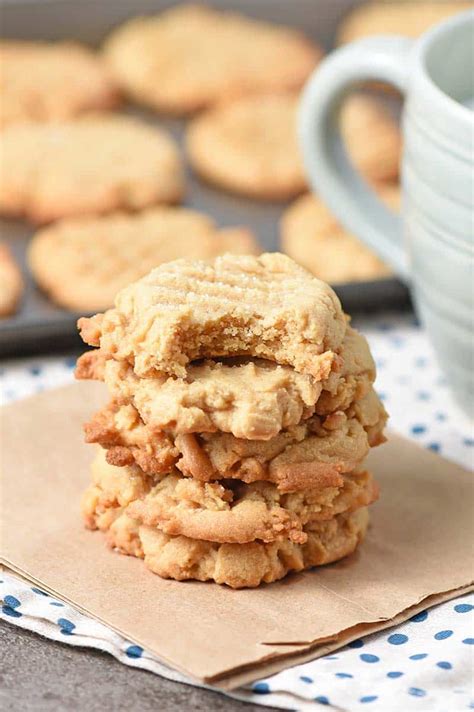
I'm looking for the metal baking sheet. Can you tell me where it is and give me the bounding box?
[0,0,410,358]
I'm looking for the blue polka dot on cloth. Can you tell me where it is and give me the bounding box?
[434,630,453,640]
[314,695,330,705]
[454,603,473,613]
[252,682,270,694]
[410,610,428,623]
[360,654,380,663]
[125,645,143,659]
[388,633,408,645]
[1,313,473,712]
[2,595,22,618]
[57,617,76,635]
[408,687,427,697]
[437,661,452,670]
[348,639,364,649]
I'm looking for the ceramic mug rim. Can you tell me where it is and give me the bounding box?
[414,9,473,127]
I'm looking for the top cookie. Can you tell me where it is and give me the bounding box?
[103,4,322,114]
[0,114,183,223]
[337,2,470,44]
[78,252,346,379]
[0,41,118,128]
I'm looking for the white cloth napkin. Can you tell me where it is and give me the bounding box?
[1,313,473,711]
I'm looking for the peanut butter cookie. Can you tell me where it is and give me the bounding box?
[0,41,119,128]
[85,447,378,547]
[77,325,376,440]
[186,92,400,199]
[281,184,400,284]
[78,253,346,379]
[0,114,183,223]
[83,473,369,587]
[28,208,259,312]
[81,389,386,492]
[186,93,306,200]
[0,243,23,317]
[340,95,401,183]
[103,4,322,115]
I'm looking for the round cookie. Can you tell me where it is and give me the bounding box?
[84,480,369,588]
[100,357,324,441]
[186,93,306,200]
[77,325,376,440]
[281,184,400,284]
[186,93,400,200]
[28,207,259,312]
[0,243,23,317]
[81,386,386,493]
[77,252,346,380]
[0,41,119,128]
[0,114,184,223]
[337,1,471,44]
[85,447,378,546]
[340,95,401,183]
[140,508,369,587]
[103,4,322,115]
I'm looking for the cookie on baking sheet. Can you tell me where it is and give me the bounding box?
[84,447,378,547]
[103,4,322,115]
[78,252,346,380]
[186,93,400,199]
[0,243,23,317]
[337,1,471,44]
[83,468,369,587]
[281,184,400,284]
[186,93,306,200]
[0,41,119,128]
[340,95,401,183]
[0,114,183,223]
[28,207,260,312]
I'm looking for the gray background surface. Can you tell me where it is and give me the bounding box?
[0,621,275,711]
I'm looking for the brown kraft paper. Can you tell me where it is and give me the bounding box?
[1,382,473,688]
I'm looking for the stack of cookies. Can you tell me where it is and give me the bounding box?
[76,253,386,588]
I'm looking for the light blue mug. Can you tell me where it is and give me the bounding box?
[299,10,473,418]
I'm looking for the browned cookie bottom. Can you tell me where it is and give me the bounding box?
[83,477,369,588]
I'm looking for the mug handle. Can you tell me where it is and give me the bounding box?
[298,36,413,281]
